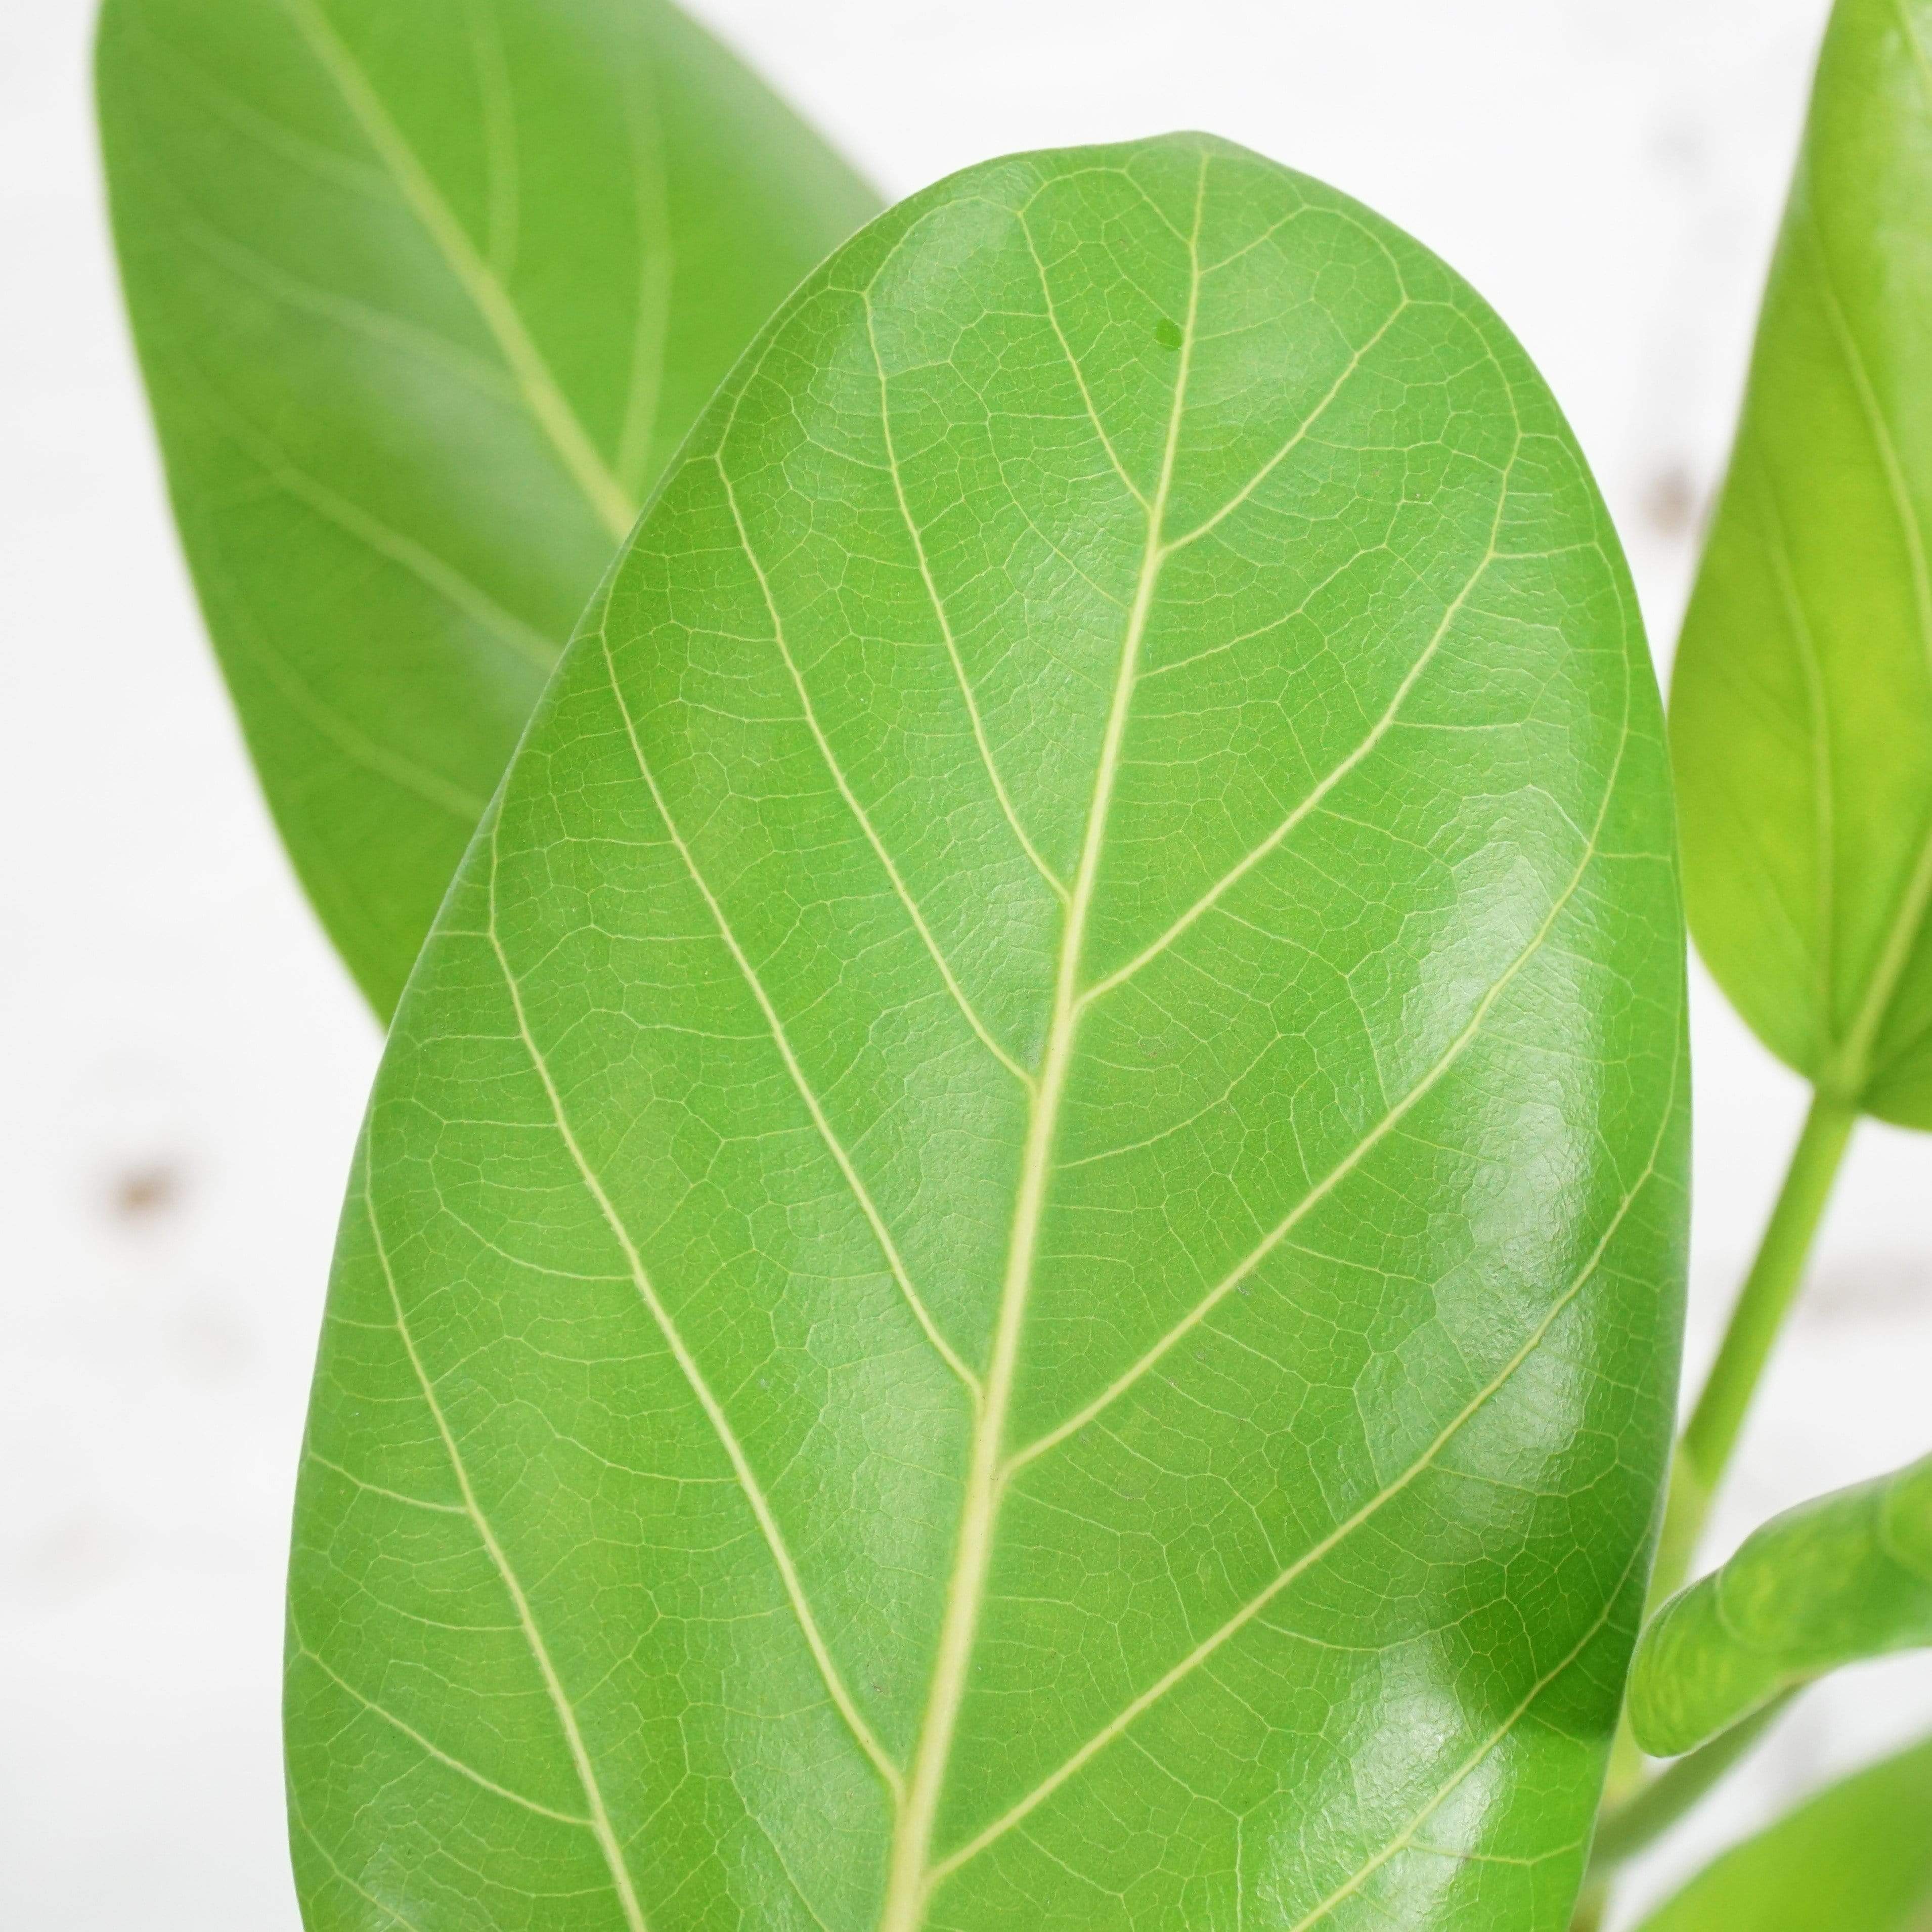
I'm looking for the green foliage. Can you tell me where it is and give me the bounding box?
[286,133,1686,1931]
[1630,1452,1932,1757]
[1669,0,1932,1127]
[1634,1734,1932,1931]
[1585,1699,1791,1878]
[97,0,877,1017]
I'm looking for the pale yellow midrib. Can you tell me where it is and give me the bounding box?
[931,718,1650,1882]
[872,158,1208,1932]
[282,0,637,541]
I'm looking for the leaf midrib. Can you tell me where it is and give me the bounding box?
[873,153,1212,1932]
[344,139,1651,1927]
[958,1025,1667,1895]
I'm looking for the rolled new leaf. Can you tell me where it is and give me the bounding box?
[1671,0,1932,1123]
[98,0,877,1016]
[288,135,1687,1931]
[1631,1451,1932,1757]
[1636,1734,1932,1931]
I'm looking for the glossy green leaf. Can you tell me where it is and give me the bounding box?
[1634,1734,1932,1932]
[1630,1451,1932,1756]
[288,134,1687,1931]
[98,0,877,1017]
[1670,0,1932,1125]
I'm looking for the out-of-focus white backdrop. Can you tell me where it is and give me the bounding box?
[3,1,1929,1924]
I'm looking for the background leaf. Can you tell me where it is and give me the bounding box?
[98,0,878,1016]
[1630,1451,1932,1755]
[288,134,1686,1930]
[1634,1734,1932,1931]
[1669,0,1932,1124]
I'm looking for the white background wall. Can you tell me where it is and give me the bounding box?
[4,1,1930,1924]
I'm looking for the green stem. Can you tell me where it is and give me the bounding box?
[1586,1094,1855,1927]
[1588,1696,1793,1878]
[1663,1089,1855,1595]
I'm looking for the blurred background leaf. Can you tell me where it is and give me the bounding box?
[1653,0,1932,1600]
[1670,0,1932,1129]
[1634,1734,1932,1930]
[98,0,879,1016]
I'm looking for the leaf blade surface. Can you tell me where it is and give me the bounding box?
[1670,0,1932,1122]
[1634,1734,1932,1931]
[1630,1450,1932,1756]
[289,134,1687,1932]
[97,0,879,1014]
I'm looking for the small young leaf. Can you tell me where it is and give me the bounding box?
[1630,1451,1932,1756]
[288,135,1687,1931]
[98,0,878,1016]
[1634,1734,1932,1931]
[1670,0,1932,1124]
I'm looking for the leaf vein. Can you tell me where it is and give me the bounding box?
[937,1031,1675,1883]
[1278,1542,1644,1930]
[1014,209,1152,510]
[1079,533,1495,1009]
[713,451,1038,1089]
[1013,621,1625,1474]
[290,1618,596,1826]
[861,294,1073,906]
[288,1784,430,1930]
[876,145,1213,1932]
[1160,293,1411,554]
[359,1149,649,1931]
[281,0,635,538]
[484,809,911,1798]
[591,609,986,1403]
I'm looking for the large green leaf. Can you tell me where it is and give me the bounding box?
[1670,0,1932,1125]
[1634,1735,1932,1932]
[287,134,1687,1931]
[1630,1451,1932,1756]
[98,0,877,1016]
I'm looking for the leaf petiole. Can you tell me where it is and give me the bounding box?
[1589,1696,1794,1879]
[1657,1089,1856,1600]
[1591,1094,1857,1914]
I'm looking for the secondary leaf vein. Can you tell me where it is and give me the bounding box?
[592,615,986,1404]
[1013,666,1620,1476]
[359,1148,650,1932]
[862,295,1073,907]
[714,452,1039,1089]
[937,1031,1673,1883]
[484,810,911,1798]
